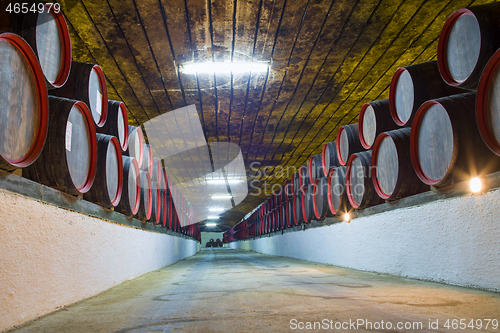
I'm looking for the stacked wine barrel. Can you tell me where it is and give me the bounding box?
[225,2,500,243]
[0,7,200,242]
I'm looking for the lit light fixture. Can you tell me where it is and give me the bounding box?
[207,179,243,185]
[182,61,269,74]
[344,212,350,222]
[206,223,217,227]
[470,177,482,193]
[211,195,233,199]
[209,207,225,212]
[207,216,220,219]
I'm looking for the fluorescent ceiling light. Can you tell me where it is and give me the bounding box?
[182,61,269,74]
[211,195,233,199]
[207,179,243,185]
[207,216,220,219]
[206,223,217,227]
[209,207,225,212]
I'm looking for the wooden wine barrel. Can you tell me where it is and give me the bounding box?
[359,99,398,149]
[286,197,293,227]
[346,151,383,209]
[284,179,293,198]
[280,203,287,229]
[137,170,152,221]
[322,141,339,176]
[293,192,304,225]
[298,164,309,191]
[13,4,71,89]
[0,33,49,171]
[312,176,334,220]
[148,183,161,224]
[140,143,153,173]
[301,184,315,223]
[23,96,97,195]
[165,196,174,230]
[476,48,500,157]
[51,61,108,127]
[151,157,162,186]
[337,123,364,166]
[115,156,140,217]
[411,93,500,187]
[438,2,500,89]
[308,154,323,185]
[84,134,123,208]
[97,100,129,151]
[389,61,467,126]
[371,128,428,200]
[327,166,351,215]
[124,125,144,167]
[291,172,300,194]
[159,183,168,227]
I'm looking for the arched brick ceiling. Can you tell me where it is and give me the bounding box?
[58,0,492,231]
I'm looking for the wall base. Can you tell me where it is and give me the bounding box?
[231,189,500,292]
[0,189,199,332]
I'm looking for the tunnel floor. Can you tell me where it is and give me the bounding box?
[11,249,500,332]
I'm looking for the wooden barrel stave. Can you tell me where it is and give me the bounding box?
[438,2,500,89]
[313,176,333,220]
[411,92,500,187]
[148,183,161,224]
[137,170,153,221]
[371,128,428,200]
[8,4,72,89]
[346,151,383,209]
[140,143,153,173]
[0,32,49,171]
[123,125,144,167]
[322,141,339,177]
[476,48,500,157]
[359,99,398,149]
[51,61,108,127]
[115,156,140,217]
[337,123,364,166]
[84,133,123,208]
[389,61,468,126]
[327,166,351,215]
[308,154,323,185]
[97,100,129,151]
[24,96,97,196]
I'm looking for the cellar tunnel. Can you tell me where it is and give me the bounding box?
[1,0,500,331]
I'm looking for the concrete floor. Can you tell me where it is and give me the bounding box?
[9,249,500,333]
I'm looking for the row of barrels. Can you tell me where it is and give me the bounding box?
[0,4,201,241]
[225,2,500,242]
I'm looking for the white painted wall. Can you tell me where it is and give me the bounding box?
[0,189,199,332]
[231,189,500,292]
[201,232,224,247]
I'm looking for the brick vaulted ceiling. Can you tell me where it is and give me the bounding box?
[57,0,492,231]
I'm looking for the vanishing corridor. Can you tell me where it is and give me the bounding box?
[11,249,500,333]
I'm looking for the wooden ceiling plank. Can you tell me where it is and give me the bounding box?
[60,0,150,124]
[240,0,286,159]
[263,0,410,177]
[66,20,141,127]
[135,0,187,110]
[211,0,235,143]
[185,0,218,143]
[276,0,458,174]
[252,0,380,182]
[79,0,163,123]
[244,0,309,169]
[229,0,262,146]
[107,0,176,120]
